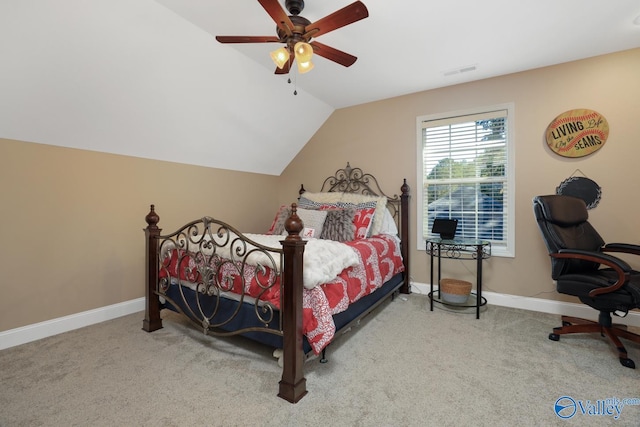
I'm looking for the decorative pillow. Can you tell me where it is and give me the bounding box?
[267,205,328,237]
[299,196,377,211]
[353,207,375,239]
[297,196,333,210]
[379,208,399,235]
[294,208,328,239]
[320,208,356,242]
[298,191,345,204]
[300,191,388,237]
[338,193,387,237]
[267,205,291,235]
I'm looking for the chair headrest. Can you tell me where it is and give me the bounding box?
[534,195,588,226]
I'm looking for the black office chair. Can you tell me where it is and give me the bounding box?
[533,195,640,368]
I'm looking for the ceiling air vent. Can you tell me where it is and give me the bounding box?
[443,65,477,77]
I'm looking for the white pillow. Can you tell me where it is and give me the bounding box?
[291,208,328,239]
[298,191,343,204]
[379,209,399,236]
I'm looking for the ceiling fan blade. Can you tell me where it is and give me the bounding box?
[304,1,369,39]
[310,41,357,67]
[258,0,295,35]
[215,36,281,43]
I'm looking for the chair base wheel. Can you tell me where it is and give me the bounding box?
[620,357,635,369]
[549,333,560,341]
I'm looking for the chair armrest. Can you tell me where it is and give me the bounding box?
[603,243,640,256]
[552,249,632,297]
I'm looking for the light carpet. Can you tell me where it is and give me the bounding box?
[1,294,639,426]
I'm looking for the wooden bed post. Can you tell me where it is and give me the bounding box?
[143,205,163,332]
[278,203,308,403]
[400,179,411,294]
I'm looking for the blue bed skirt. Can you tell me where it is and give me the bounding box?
[162,272,405,355]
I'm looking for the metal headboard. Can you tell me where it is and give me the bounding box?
[299,162,406,222]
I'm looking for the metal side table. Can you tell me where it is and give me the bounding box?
[426,238,491,319]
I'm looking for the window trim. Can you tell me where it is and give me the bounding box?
[416,103,516,257]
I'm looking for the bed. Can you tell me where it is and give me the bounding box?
[142,163,410,403]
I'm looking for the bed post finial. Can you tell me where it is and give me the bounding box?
[284,203,304,240]
[401,178,410,196]
[344,162,352,182]
[145,204,160,229]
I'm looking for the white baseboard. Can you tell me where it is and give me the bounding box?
[3,284,640,352]
[411,282,640,327]
[0,298,145,351]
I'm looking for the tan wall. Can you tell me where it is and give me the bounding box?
[0,139,281,331]
[280,48,640,301]
[3,48,639,333]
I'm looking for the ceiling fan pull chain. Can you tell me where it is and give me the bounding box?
[289,67,298,95]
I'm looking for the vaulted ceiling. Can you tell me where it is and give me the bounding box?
[1,1,639,175]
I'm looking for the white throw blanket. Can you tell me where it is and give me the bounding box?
[213,233,360,290]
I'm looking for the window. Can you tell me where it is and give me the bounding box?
[417,104,515,257]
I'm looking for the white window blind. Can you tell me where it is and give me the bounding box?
[419,107,514,256]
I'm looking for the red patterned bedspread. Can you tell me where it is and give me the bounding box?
[160,234,404,354]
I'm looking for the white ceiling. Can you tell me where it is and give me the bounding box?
[1,1,639,175]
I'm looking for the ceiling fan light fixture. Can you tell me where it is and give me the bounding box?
[294,41,313,63]
[270,47,290,69]
[216,0,369,76]
[297,59,314,74]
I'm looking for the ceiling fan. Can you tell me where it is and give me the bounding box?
[215,0,369,75]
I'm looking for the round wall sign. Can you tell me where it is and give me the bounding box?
[556,176,602,209]
[545,109,609,157]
